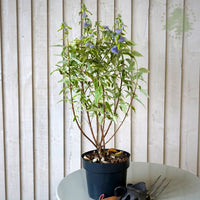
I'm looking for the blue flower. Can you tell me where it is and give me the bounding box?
[82,12,87,18]
[115,19,119,24]
[85,43,95,48]
[116,29,122,34]
[111,46,119,54]
[83,22,90,28]
[80,35,85,39]
[118,36,125,42]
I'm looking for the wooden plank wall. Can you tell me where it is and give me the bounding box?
[0,0,199,199]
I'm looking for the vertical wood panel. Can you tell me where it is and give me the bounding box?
[0,2,6,197]
[98,0,115,149]
[82,0,98,153]
[49,0,64,199]
[64,0,82,175]
[1,0,21,199]
[18,0,34,199]
[115,0,132,153]
[181,0,200,174]
[132,0,149,162]
[148,0,166,163]
[165,0,183,167]
[32,0,49,199]
[198,67,200,177]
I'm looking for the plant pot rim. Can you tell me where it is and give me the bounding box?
[82,149,130,173]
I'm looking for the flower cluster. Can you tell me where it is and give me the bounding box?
[69,5,128,57]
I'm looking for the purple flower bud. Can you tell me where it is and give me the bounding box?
[118,36,125,42]
[83,22,90,28]
[111,46,119,54]
[103,26,110,31]
[82,12,87,18]
[80,36,85,39]
[85,42,95,48]
[116,29,122,34]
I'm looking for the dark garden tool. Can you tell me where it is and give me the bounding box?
[114,175,170,200]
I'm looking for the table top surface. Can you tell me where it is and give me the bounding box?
[56,162,200,200]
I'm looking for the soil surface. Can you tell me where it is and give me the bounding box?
[83,149,129,164]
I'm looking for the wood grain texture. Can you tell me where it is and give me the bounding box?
[98,0,115,149]
[180,0,200,174]
[18,0,34,199]
[164,0,183,168]
[198,67,200,177]
[32,0,49,199]
[148,0,166,164]
[82,0,98,154]
[64,0,82,174]
[48,0,64,199]
[0,3,6,198]
[115,0,132,153]
[131,0,149,162]
[1,0,21,199]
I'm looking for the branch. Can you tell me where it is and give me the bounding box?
[96,114,99,143]
[105,92,135,145]
[69,86,96,147]
[105,59,139,145]
[99,70,123,144]
[67,39,97,148]
[102,85,106,135]
[80,81,97,142]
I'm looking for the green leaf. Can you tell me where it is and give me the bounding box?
[84,71,94,81]
[134,71,143,79]
[50,68,59,75]
[105,101,112,113]
[70,56,82,64]
[125,58,135,67]
[126,40,136,46]
[135,97,145,108]
[73,115,77,121]
[139,67,149,73]
[126,64,135,71]
[58,86,68,95]
[139,86,149,98]
[132,50,143,57]
[95,85,102,104]
[99,115,104,125]
[112,115,117,124]
[52,44,64,47]
[119,101,128,114]
[58,77,69,83]
[94,78,98,90]
[130,105,136,113]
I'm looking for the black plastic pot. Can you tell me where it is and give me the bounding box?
[82,150,130,199]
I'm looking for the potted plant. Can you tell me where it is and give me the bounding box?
[52,3,148,199]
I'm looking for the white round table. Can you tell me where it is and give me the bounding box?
[56,162,200,200]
